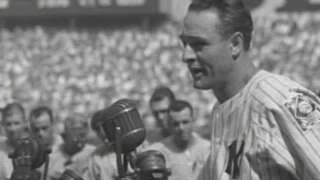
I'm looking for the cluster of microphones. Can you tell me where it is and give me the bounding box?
[8,99,171,180]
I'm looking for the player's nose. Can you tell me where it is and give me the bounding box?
[182,44,196,64]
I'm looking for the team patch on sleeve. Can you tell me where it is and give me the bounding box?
[284,93,320,131]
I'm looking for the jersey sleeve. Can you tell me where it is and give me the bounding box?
[270,90,320,180]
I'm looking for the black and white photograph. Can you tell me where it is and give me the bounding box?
[0,0,320,180]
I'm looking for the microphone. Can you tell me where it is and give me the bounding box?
[135,150,171,180]
[98,99,146,180]
[99,99,146,153]
[96,99,172,180]
[9,136,51,180]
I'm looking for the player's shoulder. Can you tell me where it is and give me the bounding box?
[83,144,97,155]
[247,71,320,129]
[249,71,303,109]
[146,128,165,143]
[146,138,166,150]
[53,134,63,144]
[89,144,117,166]
[91,143,114,157]
[84,144,96,151]
[193,133,210,148]
[145,135,172,153]
[48,146,66,160]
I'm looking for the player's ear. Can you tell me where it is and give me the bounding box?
[229,32,244,60]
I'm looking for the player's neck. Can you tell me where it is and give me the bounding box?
[174,134,195,151]
[161,128,171,138]
[213,57,258,104]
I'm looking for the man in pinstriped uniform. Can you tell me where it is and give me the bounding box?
[179,0,320,179]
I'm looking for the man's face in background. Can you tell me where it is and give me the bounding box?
[151,97,171,130]
[169,107,194,145]
[30,113,54,147]
[63,126,88,155]
[3,113,26,142]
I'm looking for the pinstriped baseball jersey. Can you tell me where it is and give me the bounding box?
[197,70,320,180]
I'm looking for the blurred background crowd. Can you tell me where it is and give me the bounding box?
[0,0,319,139]
[0,0,320,180]
[1,13,320,138]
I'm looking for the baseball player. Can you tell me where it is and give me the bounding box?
[179,0,320,179]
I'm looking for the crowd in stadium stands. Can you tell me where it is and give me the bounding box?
[0,14,320,138]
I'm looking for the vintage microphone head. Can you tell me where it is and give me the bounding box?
[136,150,167,172]
[99,99,146,153]
[9,136,51,169]
[135,150,171,180]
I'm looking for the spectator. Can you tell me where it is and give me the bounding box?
[143,86,176,148]
[0,102,29,150]
[44,113,96,180]
[146,100,210,180]
[88,110,105,146]
[29,106,63,153]
[0,17,319,146]
[0,102,29,180]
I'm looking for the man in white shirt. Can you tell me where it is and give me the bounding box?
[142,86,176,149]
[29,106,63,153]
[0,103,29,180]
[147,100,210,180]
[44,113,95,180]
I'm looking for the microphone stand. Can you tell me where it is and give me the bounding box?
[115,127,137,180]
[42,154,50,180]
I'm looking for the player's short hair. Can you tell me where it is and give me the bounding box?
[149,86,175,105]
[188,0,253,51]
[169,100,193,117]
[2,102,26,122]
[29,106,54,123]
[90,110,102,132]
[64,113,88,131]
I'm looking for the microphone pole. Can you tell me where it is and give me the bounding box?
[115,126,137,180]
[116,126,125,179]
